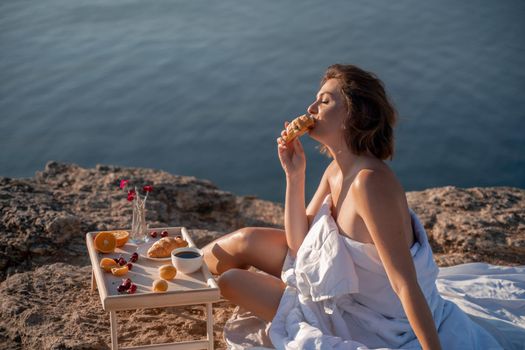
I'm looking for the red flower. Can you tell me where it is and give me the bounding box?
[143,185,153,193]
[127,189,136,202]
[120,179,129,189]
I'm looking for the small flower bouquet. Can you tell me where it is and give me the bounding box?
[119,180,153,243]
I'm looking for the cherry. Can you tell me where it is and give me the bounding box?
[118,257,127,266]
[161,230,168,238]
[122,278,132,289]
[127,283,137,294]
[150,231,158,238]
[117,285,127,293]
[126,262,133,270]
[129,253,138,263]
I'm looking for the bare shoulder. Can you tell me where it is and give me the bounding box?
[325,159,338,177]
[320,159,339,187]
[306,160,337,222]
[349,162,414,248]
[318,159,338,188]
[351,161,404,205]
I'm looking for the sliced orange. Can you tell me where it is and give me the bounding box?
[94,231,117,253]
[100,258,118,272]
[111,230,130,247]
[111,265,129,276]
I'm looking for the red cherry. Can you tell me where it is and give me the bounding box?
[127,283,137,294]
[160,230,168,237]
[118,257,127,266]
[129,255,138,263]
[122,278,132,289]
[126,262,133,270]
[150,231,158,238]
[117,285,127,293]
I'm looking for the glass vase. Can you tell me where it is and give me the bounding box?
[130,199,148,244]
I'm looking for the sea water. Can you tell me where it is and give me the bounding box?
[1,0,524,202]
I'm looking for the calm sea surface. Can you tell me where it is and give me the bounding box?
[1,0,524,203]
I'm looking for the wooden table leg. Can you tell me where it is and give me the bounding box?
[206,303,214,350]
[109,311,118,350]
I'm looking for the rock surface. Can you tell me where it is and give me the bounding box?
[0,162,523,349]
[407,186,525,266]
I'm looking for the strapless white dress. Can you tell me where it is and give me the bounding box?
[224,194,525,350]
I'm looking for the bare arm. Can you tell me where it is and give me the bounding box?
[284,157,333,256]
[352,170,442,350]
[284,173,308,257]
[277,132,309,257]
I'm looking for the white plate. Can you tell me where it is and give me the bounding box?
[135,239,172,261]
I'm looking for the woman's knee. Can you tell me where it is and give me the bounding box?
[211,227,260,258]
[202,227,258,274]
[217,268,244,298]
[233,227,260,255]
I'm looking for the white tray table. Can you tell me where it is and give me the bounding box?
[86,227,220,350]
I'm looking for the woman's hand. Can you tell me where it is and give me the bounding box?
[277,122,306,179]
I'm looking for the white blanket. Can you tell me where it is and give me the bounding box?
[224,195,525,349]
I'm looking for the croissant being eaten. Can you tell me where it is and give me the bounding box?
[282,114,315,143]
[147,236,188,258]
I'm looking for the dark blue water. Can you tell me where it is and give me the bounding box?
[1,0,524,203]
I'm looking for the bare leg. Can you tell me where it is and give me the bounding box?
[202,227,289,320]
[202,227,288,278]
[218,268,285,322]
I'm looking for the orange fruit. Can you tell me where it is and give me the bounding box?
[111,265,129,276]
[111,230,130,247]
[99,258,118,272]
[94,231,116,253]
[152,279,168,292]
[159,265,177,280]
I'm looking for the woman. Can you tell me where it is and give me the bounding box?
[202,64,502,349]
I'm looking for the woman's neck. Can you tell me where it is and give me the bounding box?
[327,143,376,179]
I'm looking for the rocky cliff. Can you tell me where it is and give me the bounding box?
[0,162,523,349]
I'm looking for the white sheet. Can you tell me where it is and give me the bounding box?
[224,195,525,349]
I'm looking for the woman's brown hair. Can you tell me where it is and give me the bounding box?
[320,64,397,160]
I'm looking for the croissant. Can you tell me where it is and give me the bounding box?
[147,236,188,258]
[282,114,315,143]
